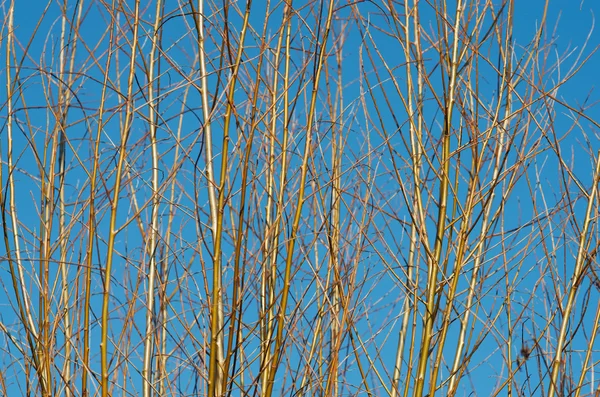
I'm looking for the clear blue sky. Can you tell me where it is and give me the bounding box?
[1,1,600,396]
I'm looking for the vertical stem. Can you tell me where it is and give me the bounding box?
[263,1,335,396]
[57,0,84,394]
[141,1,164,396]
[208,2,252,396]
[261,5,292,392]
[101,1,140,396]
[414,1,463,396]
[2,2,45,394]
[392,1,425,393]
